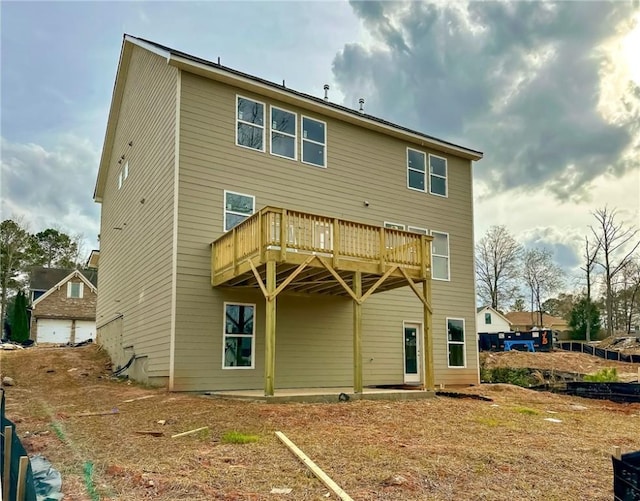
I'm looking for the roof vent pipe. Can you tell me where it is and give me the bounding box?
[358,98,365,113]
[324,84,330,101]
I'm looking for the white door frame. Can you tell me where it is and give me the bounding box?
[403,321,422,384]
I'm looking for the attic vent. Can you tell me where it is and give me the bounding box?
[323,84,330,101]
[358,98,365,113]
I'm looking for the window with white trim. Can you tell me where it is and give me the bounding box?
[447,318,465,367]
[408,226,428,235]
[431,231,450,280]
[429,154,447,197]
[384,222,405,230]
[407,148,426,191]
[67,282,84,299]
[224,191,255,232]
[485,312,492,324]
[271,107,297,160]
[301,116,326,167]
[223,303,255,369]
[236,96,265,151]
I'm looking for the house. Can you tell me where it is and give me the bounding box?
[86,250,100,269]
[93,35,483,395]
[476,306,511,334]
[29,267,98,344]
[505,311,569,334]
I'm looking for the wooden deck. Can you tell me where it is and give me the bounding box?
[211,206,432,296]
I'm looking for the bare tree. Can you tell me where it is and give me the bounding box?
[523,248,564,326]
[617,258,640,334]
[580,236,600,341]
[591,207,640,336]
[0,218,31,333]
[475,225,522,310]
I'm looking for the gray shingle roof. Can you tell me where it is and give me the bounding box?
[30,267,98,290]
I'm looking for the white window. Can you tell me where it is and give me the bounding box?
[224,190,255,232]
[431,231,450,281]
[408,226,428,235]
[485,312,492,325]
[447,318,466,367]
[301,116,326,167]
[407,148,426,192]
[67,282,84,299]
[384,222,405,230]
[429,154,447,197]
[270,107,297,160]
[236,95,265,151]
[223,303,255,369]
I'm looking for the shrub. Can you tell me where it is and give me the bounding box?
[583,368,618,382]
[481,367,537,387]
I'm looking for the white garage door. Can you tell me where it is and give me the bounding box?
[37,319,72,344]
[75,321,96,343]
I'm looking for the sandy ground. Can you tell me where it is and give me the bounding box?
[1,344,639,500]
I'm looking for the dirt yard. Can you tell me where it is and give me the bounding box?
[1,345,639,500]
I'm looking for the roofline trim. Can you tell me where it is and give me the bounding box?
[165,52,483,160]
[32,270,97,308]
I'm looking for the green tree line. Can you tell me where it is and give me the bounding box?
[1,218,85,339]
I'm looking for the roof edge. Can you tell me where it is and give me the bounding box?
[32,270,97,308]
[128,34,483,161]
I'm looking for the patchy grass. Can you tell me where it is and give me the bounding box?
[221,430,260,444]
[2,345,639,500]
[514,406,540,415]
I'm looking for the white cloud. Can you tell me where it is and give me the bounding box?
[0,135,101,257]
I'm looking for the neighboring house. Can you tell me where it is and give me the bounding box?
[505,311,569,333]
[29,267,98,344]
[86,250,100,269]
[93,35,483,394]
[476,306,511,334]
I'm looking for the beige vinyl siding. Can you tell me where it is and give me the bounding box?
[96,45,177,382]
[172,71,478,391]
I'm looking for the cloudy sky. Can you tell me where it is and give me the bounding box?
[1,0,639,289]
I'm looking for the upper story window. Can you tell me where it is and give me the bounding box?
[431,231,450,281]
[301,116,326,168]
[384,222,405,230]
[67,282,84,299]
[408,226,428,235]
[485,312,492,324]
[407,149,426,192]
[224,190,255,232]
[429,154,447,197]
[236,96,265,152]
[271,107,297,160]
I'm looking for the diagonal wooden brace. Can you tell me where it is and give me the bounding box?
[399,268,433,313]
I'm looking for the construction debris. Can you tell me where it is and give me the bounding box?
[70,408,120,418]
[171,426,209,439]
[275,431,353,501]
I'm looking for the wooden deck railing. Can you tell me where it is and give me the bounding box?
[212,207,431,278]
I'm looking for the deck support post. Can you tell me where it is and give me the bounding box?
[264,260,277,396]
[353,271,363,393]
[423,279,434,391]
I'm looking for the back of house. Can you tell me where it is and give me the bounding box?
[94,35,483,393]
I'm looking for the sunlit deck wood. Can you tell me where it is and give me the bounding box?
[211,206,432,295]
